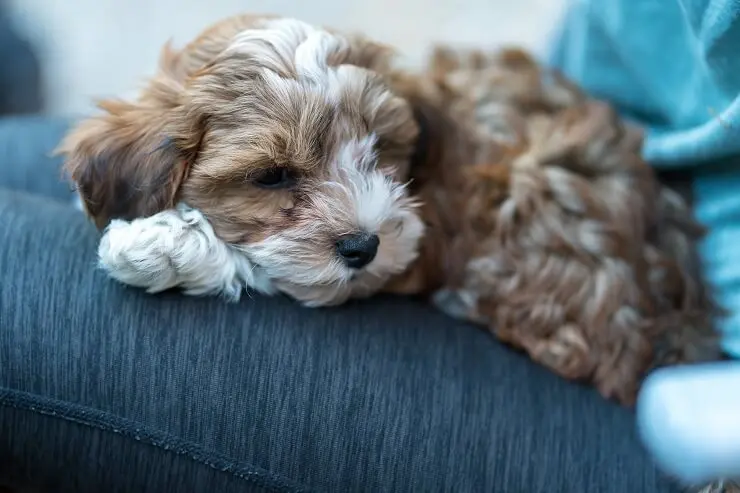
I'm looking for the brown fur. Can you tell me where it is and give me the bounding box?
[385,47,721,405]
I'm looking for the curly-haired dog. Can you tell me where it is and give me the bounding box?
[58,14,721,406]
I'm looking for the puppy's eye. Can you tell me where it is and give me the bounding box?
[251,167,296,189]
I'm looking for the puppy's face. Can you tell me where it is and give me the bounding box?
[60,18,425,306]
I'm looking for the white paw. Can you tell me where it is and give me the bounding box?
[97,204,275,300]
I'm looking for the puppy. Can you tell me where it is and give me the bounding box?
[59,14,720,405]
[59,15,425,307]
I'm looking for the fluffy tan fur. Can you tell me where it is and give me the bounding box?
[58,14,720,405]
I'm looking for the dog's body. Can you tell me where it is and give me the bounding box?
[401,48,721,404]
[59,14,720,405]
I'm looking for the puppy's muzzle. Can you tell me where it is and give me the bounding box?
[336,232,379,269]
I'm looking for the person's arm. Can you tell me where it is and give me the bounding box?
[548,0,740,168]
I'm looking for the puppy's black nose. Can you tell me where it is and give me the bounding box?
[336,232,379,269]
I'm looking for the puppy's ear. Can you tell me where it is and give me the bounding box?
[58,75,203,230]
[341,33,395,72]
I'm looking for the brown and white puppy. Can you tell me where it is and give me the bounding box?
[60,15,425,307]
[60,14,720,406]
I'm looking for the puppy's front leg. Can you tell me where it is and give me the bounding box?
[97,204,275,300]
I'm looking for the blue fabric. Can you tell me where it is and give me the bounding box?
[550,0,740,357]
[0,4,43,115]
[0,116,681,492]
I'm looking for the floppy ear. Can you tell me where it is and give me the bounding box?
[340,32,395,72]
[58,74,204,230]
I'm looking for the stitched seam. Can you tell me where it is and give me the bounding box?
[0,387,315,493]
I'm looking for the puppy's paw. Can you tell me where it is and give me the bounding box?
[98,211,190,294]
[432,288,489,324]
[97,204,274,300]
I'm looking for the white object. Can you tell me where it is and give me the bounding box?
[637,362,740,484]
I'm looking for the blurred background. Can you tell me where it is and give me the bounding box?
[0,0,566,117]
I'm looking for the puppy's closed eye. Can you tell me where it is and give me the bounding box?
[250,167,298,189]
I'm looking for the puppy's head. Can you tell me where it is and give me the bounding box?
[60,17,425,306]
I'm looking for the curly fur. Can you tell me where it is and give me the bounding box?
[388,47,721,405]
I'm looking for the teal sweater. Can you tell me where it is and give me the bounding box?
[549,0,740,356]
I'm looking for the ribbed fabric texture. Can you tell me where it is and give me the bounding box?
[0,117,679,492]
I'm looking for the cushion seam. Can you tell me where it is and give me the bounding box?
[0,387,314,493]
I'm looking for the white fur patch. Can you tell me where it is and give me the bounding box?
[334,135,401,232]
[229,19,338,72]
[226,18,374,105]
[432,288,489,324]
[97,204,275,300]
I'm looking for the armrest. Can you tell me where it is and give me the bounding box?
[0,115,74,201]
